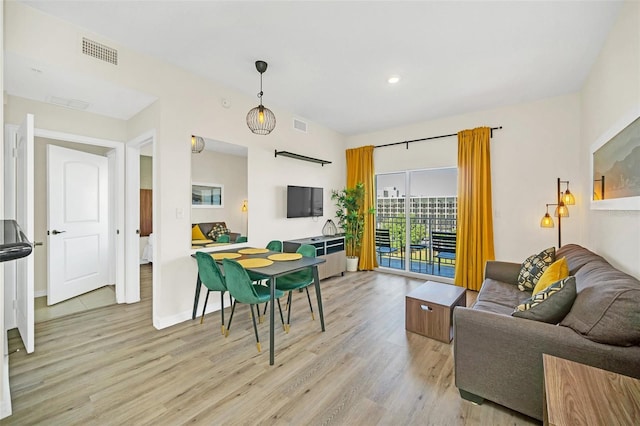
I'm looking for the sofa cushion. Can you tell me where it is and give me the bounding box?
[533,257,568,295]
[513,276,576,324]
[474,278,526,315]
[517,247,555,291]
[560,273,640,346]
[556,244,608,275]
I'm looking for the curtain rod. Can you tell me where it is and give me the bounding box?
[374,126,503,149]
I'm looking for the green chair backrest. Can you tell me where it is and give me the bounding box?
[222,259,261,305]
[216,234,230,243]
[295,244,316,282]
[236,236,248,243]
[195,252,227,292]
[266,240,283,252]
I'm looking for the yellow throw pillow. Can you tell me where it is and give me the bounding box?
[533,257,569,295]
[192,224,206,240]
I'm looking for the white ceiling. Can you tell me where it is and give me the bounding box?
[8,1,623,135]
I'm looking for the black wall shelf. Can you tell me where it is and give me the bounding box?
[275,150,331,166]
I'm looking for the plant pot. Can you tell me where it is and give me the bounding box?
[346,256,359,272]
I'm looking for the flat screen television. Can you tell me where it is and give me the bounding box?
[287,185,323,218]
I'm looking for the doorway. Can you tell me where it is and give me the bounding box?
[375,168,458,278]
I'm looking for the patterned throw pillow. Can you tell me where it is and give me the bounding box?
[517,247,556,291]
[207,223,230,241]
[512,276,576,324]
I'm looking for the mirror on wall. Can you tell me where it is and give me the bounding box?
[191,137,248,249]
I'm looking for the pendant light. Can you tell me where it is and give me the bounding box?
[246,60,276,135]
[191,135,205,154]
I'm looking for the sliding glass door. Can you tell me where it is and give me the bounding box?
[375,168,457,278]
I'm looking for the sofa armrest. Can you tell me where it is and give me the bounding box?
[484,260,520,285]
[453,307,640,420]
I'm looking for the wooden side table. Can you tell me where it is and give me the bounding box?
[405,281,466,343]
[543,354,640,425]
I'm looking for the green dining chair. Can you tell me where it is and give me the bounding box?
[266,240,283,252]
[222,258,286,353]
[252,239,283,322]
[236,236,248,243]
[274,244,317,333]
[195,252,231,335]
[216,234,230,243]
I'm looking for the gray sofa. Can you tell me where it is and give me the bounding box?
[453,244,640,420]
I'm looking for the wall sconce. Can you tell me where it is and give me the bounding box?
[246,60,276,135]
[191,135,205,154]
[241,200,248,212]
[593,176,605,200]
[540,177,574,248]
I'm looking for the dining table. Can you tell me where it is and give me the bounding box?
[192,247,326,365]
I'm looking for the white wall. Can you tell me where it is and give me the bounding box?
[580,0,640,278]
[0,0,7,417]
[347,93,582,264]
[4,2,346,328]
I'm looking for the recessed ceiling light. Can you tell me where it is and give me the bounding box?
[388,75,400,84]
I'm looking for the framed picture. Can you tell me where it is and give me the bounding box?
[192,182,224,208]
[590,105,640,210]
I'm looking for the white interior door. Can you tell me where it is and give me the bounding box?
[16,114,35,353]
[47,145,109,305]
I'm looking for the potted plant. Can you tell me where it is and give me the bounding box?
[331,182,375,271]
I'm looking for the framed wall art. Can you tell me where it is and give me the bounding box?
[590,105,640,210]
[192,182,224,208]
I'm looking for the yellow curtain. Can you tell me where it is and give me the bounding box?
[346,146,377,270]
[455,127,495,291]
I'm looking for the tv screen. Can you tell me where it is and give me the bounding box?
[287,185,323,218]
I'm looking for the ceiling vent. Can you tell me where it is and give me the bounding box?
[293,118,308,133]
[46,96,90,110]
[82,37,118,65]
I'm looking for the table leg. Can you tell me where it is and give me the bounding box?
[192,274,202,320]
[269,276,275,365]
[312,266,325,332]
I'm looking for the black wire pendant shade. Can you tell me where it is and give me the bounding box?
[247,60,276,135]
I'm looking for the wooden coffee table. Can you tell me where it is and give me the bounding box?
[405,280,466,343]
[543,354,640,425]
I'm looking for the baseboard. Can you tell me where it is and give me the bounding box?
[34,290,47,298]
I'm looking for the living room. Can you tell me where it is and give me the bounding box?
[1,0,639,423]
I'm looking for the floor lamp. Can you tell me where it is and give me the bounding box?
[540,178,575,248]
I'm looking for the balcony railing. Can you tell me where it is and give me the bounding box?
[375,215,457,278]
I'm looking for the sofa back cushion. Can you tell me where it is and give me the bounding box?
[556,244,608,276]
[560,267,640,346]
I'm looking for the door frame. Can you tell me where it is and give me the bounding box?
[3,125,126,318]
[36,129,127,303]
[125,129,157,310]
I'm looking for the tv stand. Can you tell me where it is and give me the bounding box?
[283,235,346,280]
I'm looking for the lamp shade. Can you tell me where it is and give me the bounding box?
[540,212,554,228]
[191,135,205,153]
[247,105,276,135]
[554,202,569,218]
[562,189,575,205]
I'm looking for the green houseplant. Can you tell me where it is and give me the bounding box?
[331,182,375,271]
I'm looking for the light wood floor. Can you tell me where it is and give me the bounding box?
[6,265,538,425]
